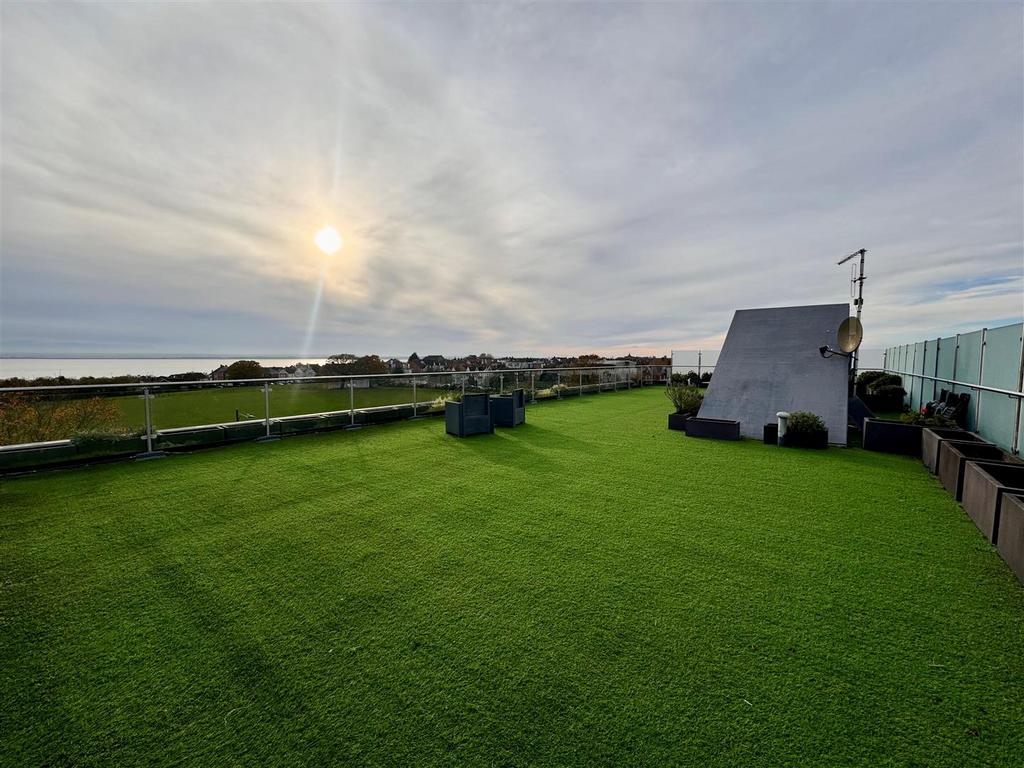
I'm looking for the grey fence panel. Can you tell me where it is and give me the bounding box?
[953,330,985,431]
[977,323,1024,452]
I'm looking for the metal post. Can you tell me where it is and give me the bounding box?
[412,380,418,418]
[500,374,504,395]
[136,386,167,458]
[143,387,153,453]
[349,378,356,426]
[531,372,536,403]
[579,370,583,398]
[462,376,466,396]
[976,328,987,430]
[933,337,941,401]
[697,351,702,381]
[1012,327,1024,456]
[264,382,271,437]
[557,372,561,399]
[909,343,917,410]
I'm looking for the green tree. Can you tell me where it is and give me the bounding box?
[225,360,264,380]
[347,355,389,376]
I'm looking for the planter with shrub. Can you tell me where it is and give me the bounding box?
[863,373,906,412]
[781,411,828,449]
[665,383,703,430]
[862,418,922,456]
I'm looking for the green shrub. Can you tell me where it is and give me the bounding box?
[664,383,703,415]
[786,411,826,435]
[856,370,887,387]
[872,384,906,398]
[899,411,955,427]
[868,374,902,393]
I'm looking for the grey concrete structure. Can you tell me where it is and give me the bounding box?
[937,441,1009,501]
[921,428,983,474]
[697,304,851,444]
[961,461,1024,543]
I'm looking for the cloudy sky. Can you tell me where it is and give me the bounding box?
[1,1,1021,359]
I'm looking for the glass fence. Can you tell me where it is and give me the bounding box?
[0,364,697,469]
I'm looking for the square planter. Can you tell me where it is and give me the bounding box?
[921,427,982,474]
[937,441,1009,501]
[668,413,689,431]
[961,461,1024,544]
[684,417,740,441]
[862,419,921,456]
[996,494,1024,584]
[781,429,828,449]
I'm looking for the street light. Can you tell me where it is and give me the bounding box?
[315,225,342,256]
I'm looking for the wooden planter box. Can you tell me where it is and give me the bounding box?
[668,413,689,431]
[684,417,740,441]
[922,427,982,474]
[996,494,1024,585]
[781,429,829,450]
[961,461,1024,543]
[862,419,921,456]
[937,441,1009,501]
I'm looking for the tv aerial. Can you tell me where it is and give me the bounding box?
[818,249,867,372]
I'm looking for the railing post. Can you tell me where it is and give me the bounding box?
[933,337,941,401]
[462,376,466,397]
[976,328,987,430]
[579,370,583,398]
[500,374,504,395]
[143,387,153,453]
[1013,327,1024,456]
[412,380,418,417]
[263,382,271,437]
[531,372,536,403]
[349,378,356,426]
[557,372,561,399]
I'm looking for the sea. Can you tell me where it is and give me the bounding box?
[0,358,322,380]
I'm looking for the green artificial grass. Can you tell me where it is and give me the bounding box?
[2,388,1022,766]
[106,384,448,431]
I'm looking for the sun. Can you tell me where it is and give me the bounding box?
[314,225,342,255]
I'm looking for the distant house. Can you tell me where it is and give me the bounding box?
[387,358,407,374]
[210,365,230,381]
[291,364,317,379]
[263,367,290,379]
[420,355,448,371]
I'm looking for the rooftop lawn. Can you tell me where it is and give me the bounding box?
[2,388,1022,766]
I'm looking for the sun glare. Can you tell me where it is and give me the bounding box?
[314,225,342,255]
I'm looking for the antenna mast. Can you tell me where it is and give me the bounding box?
[836,249,866,377]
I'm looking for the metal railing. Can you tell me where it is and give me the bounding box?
[881,367,1024,455]
[1,364,706,457]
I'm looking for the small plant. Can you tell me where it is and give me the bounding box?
[899,411,955,428]
[786,411,826,435]
[665,383,703,415]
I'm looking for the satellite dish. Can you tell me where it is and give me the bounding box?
[837,317,864,353]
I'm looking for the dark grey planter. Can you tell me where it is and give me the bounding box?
[668,413,689,431]
[273,415,326,435]
[684,417,740,441]
[996,493,1024,584]
[0,440,77,472]
[221,420,270,442]
[781,429,828,450]
[492,389,526,427]
[921,427,981,474]
[445,394,493,437]
[961,461,1024,544]
[73,434,145,459]
[155,425,227,450]
[763,423,778,445]
[862,419,921,456]
[937,441,1009,501]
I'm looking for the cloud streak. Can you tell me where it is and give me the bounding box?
[1,1,1021,358]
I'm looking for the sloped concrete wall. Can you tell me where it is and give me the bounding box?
[698,304,851,444]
